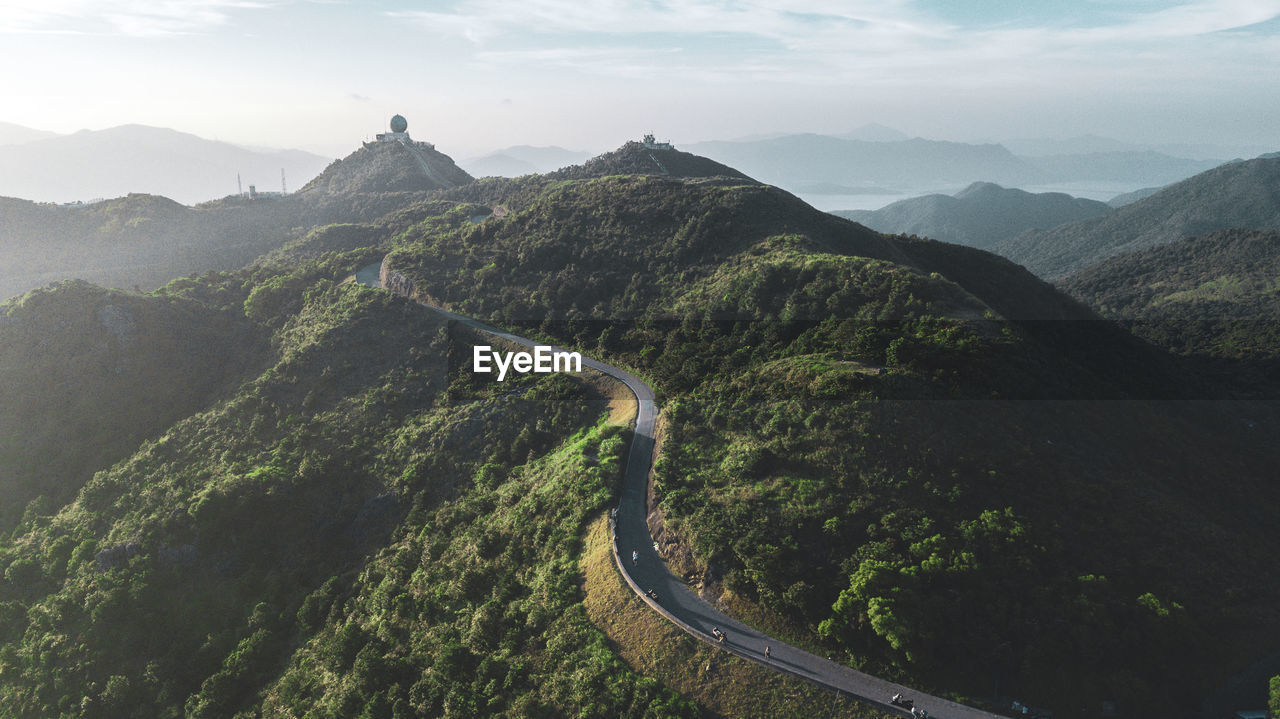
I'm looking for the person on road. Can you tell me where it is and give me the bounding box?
[764,645,771,659]
[631,549,638,565]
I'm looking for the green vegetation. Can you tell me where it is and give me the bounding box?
[1270,674,1279,716]
[995,155,1280,278]
[835,182,1111,250]
[0,245,693,716]
[580,514,886,719]
[384,171,1280,715]
[1061,228,1280,367]
[3,144,1278,718]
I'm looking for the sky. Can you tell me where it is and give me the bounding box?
[1,0,1279,158]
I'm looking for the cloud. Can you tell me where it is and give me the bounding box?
[0,0,274,36]
[385,0,1280,87]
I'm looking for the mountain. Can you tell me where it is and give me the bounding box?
[0,124,332,205]
[0,139,475,301]
[0,121,59,146]
[995,156,1280,278]
[1060,228,1280,365]
[1001,134,1272,162]
[298,138,473,196]
[2,141,1279,719]
[834,182,1111,249]
[1023,150,1222,186]
[836,122,910,142]
[549,140,757,182]
[462,145,591,177]
[684,133,1043,189]
[461,152,540,177]
[1108,185,1164,208]
[1001,134,1139,156]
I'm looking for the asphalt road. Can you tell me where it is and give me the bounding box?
[357,261,1008,719]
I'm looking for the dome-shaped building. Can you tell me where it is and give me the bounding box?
[376,114,413,144]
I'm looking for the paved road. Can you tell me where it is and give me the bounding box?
[357,262,1007,719]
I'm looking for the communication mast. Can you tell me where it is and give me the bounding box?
[281,168,287,194]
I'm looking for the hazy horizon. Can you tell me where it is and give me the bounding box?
[1,1,1278,159]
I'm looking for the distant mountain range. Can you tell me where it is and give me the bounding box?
[999,134,1275,161]
[682,130,1241,202]
[834,182,1111,249]
[684,134,1041,190]
[461,145,591,177]
[0,121,59,146]
[0,123,332,205]
[994,156,1280,278]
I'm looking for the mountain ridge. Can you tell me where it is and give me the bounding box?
[995,156,1280,278]
[835,182,1111,249]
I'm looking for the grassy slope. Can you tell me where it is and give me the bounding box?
[382,173,1280,716]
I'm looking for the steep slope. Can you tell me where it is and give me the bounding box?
[0,280,267,532]
[0,238,696,718]
[3,152,1279,719]
[299,139,473,196]
[996,156,1280,278]
[550,141,757,182]
[0,194,313,301]
[835,182,1111,248]
[1060,228,1280,363]
[381,172,1280,715]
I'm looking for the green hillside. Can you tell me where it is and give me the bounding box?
[0,140,475,303]
[1060,228,1280,367]
[383,171,1280,714]
[1,147,1277,718]
[994,156,1280,278]
[835,182,1111,249]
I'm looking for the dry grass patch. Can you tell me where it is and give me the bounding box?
[580,514,890,719]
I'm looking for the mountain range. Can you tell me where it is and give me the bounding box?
[1061,227,1280,367]
[995,156,1280,278]
[1,132,1278,718]
[0,138,474,300]
[0,124,332,205]
[460,145,592,177]
[684,131,1236,203]
[834,182,1112,249]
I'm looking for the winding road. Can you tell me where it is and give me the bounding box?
[356,261,1007,719]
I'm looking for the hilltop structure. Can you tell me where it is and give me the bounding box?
[642,133,673,150]
[376,114,434,149]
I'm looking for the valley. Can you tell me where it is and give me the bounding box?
[0,129,1277,719]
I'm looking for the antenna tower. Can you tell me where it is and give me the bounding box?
[281,168,287,194]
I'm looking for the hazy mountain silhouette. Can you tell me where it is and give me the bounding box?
[834,182,1110,249]
[685,134,1042,189]
[0,121,59,146]
[0,124,332,205]
[462,145,590,177]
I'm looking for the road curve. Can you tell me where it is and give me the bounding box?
[356,262,1007,719]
